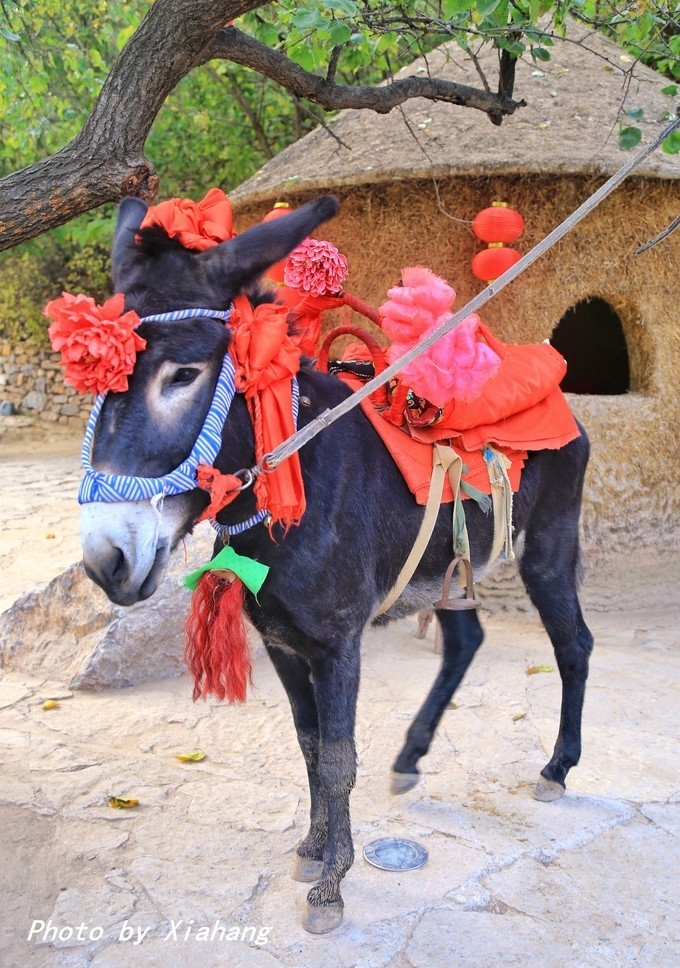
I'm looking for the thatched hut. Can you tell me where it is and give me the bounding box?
[231,25,680,596]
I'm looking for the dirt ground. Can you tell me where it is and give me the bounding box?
[0,417,678,968]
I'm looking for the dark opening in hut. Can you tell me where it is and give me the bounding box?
[551,298,630,395]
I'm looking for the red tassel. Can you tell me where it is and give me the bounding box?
[185,573,252,703]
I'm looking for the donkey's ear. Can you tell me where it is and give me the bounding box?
[111,197,148,291]
[199,195,339,298]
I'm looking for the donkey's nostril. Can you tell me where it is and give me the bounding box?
[108,546,127,583]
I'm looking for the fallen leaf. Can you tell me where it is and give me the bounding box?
[175,749,206,762]
[512,712,527,722]
[107,797,139,809]
[525,664,554,675]
[45,533,56,540]
[41,699,60,710]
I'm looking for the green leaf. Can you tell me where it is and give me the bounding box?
[660,84,678,97]
[292,8,326,30]
[495,37,525,57]
[1,28,21,42]
[328,21,352,45]
[442,0,473,15]
[531,47,551,62]
[662,131,680,155]
[289,44,318,72]
[325,0,359,13]
[625,106,644,121]
[476,0,502,16]
[618,126,642,150]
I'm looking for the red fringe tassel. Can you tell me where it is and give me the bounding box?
[185,573,252,703]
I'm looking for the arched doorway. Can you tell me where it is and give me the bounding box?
[551,298,630,395]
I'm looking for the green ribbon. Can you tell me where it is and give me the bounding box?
[183,544,269,596]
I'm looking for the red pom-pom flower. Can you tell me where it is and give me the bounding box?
[284,238,348,296]
[44,292,146,395]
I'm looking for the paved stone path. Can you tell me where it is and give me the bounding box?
[1,607,679,967]
[1,421,679,966]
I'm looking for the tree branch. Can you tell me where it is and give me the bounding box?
[0,0,261,249]
[0,4,525,251]
[211,26,524,120]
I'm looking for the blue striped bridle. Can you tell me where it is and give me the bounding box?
[78,306,273,538]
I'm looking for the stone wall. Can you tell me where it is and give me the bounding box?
[0,339,91,427]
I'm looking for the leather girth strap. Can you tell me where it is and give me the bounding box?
[375,442,515,617]
[377,443,466,616]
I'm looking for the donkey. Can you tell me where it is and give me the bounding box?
[79,195,593,933]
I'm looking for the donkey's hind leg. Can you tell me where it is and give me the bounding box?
[264,643,326,883]
[518,446,594,800]
[391,608,484,793]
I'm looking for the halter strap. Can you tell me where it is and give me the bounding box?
[78,304,303,538]
[78,307,235,504]
[79,352,237,503]
[138,308,232,324]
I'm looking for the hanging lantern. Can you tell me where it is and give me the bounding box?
[262,202,293,283]
[472,245,521,282]
[471,201,523,282]
[472,202,524,244]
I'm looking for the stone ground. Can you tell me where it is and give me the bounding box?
[1,417,679,968]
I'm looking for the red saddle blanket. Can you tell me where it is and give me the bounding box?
[336,338,580,505]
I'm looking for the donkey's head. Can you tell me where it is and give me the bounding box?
[80,194,338,605]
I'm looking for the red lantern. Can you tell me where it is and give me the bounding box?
[262,201,293,282]
[471,245,521,282]
[472,202,524,244]
[471,201,523,282]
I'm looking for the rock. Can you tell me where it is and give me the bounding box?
[21,390,48,412]
[0,400,15,415]
[0,531,216,689]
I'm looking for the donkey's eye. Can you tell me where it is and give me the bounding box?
[170,367,201,386]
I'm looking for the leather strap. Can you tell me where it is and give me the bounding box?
[376,443,465,616]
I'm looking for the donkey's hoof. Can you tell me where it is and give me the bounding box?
[533,777,566,802]
[304,901,344,934]
[390,770,420,795]
[291,856,324,883]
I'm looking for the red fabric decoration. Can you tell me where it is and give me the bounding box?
[336,330,580,506]
[44,292,145,395]
[195,465,244,523]
[230,294,305,529]
[472,246,521,282]
[140,187,235,251]
[472,204,524,244]
[185,573,251,703]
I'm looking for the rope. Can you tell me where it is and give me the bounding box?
[258,112,680,476]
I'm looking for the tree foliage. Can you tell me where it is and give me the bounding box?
[0,0,677,242]
[0,0,677,341]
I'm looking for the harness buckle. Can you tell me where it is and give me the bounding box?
[233,468,256,491]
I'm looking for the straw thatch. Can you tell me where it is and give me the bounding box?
[231,23,680,566]
[231,21,679,203]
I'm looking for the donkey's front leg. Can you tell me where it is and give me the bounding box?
[304,642,360,934]
[264,643,328,882]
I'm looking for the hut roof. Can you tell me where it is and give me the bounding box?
[232,21,679,204]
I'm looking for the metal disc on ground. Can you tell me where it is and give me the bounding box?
[363,837,428,872]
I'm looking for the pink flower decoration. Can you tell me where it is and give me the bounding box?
[44,292,146,395]
[284,239,348,296]
[380,266,501,407]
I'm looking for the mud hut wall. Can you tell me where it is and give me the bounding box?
[234,175,680,552]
